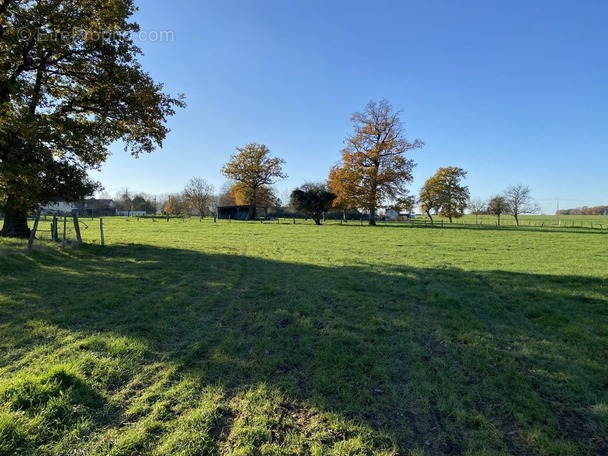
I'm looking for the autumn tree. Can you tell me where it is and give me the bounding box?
[0,0,185,237]
[330,99,423,226]
[290,183,336,225]
[327,163,358,222]
[220,143,286,219]
[217,182,237,207]
[503,184,538,226]
[229,182,279,218]
[488,195,510,226]
[163,194,186,216]
[183,177,215,219]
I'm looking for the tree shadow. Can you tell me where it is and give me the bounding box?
[1,243,607,454]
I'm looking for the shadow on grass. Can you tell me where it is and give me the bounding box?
[1,243,607,455]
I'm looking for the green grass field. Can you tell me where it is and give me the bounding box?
[426,214,608,229]
[1,217,607,455]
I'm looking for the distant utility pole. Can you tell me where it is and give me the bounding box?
[557,198,560,226]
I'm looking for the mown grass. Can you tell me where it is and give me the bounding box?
[1,218,607,455]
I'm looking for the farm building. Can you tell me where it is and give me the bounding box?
[217,205,274,220]
[77,199,117,217]
[217,205,253,220]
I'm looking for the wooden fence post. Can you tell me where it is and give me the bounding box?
[72,212,82,245]
[52,216,58,242]
[61,216,67,248]
[100,218,105,246]
[27,210,42,252]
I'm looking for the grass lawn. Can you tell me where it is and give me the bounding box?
[1,218,607,455]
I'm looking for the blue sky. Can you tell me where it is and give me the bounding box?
[94,0,608,214]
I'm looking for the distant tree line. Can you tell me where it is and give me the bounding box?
[557,205,608,216]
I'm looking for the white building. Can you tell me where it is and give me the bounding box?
[41,201,76,215]
[385,209,399,221]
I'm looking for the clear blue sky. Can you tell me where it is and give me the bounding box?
[94,0,608,214]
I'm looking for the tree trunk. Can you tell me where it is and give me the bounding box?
[514,214,519,226]
[368,207,376,226]
[249,187,257,220]
[313,217,321,225]
[1,199,31,238]
[426,210,434,224]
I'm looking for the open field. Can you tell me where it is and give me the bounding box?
[425,214,608,229]
[1,218,607,455]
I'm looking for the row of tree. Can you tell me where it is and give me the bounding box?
[147,99,419,225]
[468,185,540,226]
[557,205,608,216]
[102,99,420,224]
[418,169,539,226]
[112,99,538,226]
[110,179,217,218]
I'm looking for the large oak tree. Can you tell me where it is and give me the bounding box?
[330,99,423,226]
[220,143,286,220]
[0,0,185,237]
